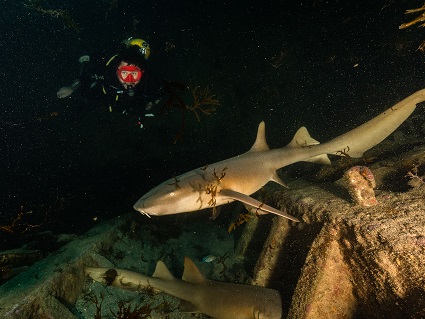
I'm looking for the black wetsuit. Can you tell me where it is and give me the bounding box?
[76,53,164,122]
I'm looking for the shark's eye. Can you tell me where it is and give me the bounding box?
[169,192,175,197]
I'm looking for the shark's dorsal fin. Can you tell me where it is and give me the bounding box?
[182,257,206,283]
[153,261,175,281]
[287,126,320,148]
[287,126,331,164]
[249,121,270,152]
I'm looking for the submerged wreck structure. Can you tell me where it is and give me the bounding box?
[249,146,425,319]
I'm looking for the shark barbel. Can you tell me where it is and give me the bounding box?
[134,89,425,221]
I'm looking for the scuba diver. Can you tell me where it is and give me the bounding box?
[57,37,163,128]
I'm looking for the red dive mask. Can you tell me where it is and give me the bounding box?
[117,65,143,85]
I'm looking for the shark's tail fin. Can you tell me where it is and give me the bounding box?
[287,126,331,164]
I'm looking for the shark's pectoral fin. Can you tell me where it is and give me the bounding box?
[220,189,300,222]
[271,172,289,188]
[179,300,200,313]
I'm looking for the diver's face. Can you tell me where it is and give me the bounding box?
[116,62,143,89]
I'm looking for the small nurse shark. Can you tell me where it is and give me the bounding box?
[86,257,282,319]
[134,89,425,221]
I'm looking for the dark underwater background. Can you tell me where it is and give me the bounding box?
[1,0,425,250]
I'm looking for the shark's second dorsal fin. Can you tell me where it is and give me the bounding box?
[287,126,320,148]
[249,121,270,152]
[287,126,331,165]
[182,257,206,283]
[153,261,175,281]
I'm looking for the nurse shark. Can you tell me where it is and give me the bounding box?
[134,89,425,221]
[86,256,282,319]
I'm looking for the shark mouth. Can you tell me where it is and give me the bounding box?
[133,202,152,218]
[140,211,151,218]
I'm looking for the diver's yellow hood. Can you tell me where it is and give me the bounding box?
[126,37,150,59]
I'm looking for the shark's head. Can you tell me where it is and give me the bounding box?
[133,175,204,217]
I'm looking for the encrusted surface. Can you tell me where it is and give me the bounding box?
[253,145,425,319]
[0,219,123,319]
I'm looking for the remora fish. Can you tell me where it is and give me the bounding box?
[134,90,425,221]
[85,257,282,319]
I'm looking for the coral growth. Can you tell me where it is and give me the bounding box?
[0,205,47,234]
[406,165,424,188]
[110,301,152,319]
[186,84,220,121]
[205,167,227,217]
[161,81,219,143]
[85,292,153,319]
[399,3,425,29]
[344,166,377,207]
[23,0,80,31]
[228,212,256,232]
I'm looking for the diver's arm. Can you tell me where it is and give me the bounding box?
[57,55,90,99]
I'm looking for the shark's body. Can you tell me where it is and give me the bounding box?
[86,257,282,319]
[134,90,425,221]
